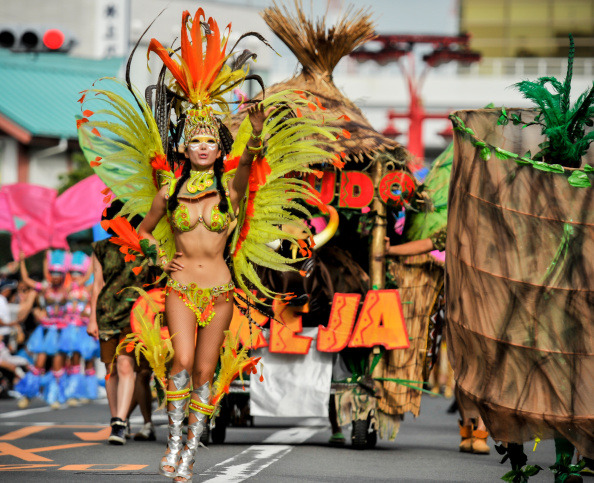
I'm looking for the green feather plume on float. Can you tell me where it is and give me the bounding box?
[510,34,594,168]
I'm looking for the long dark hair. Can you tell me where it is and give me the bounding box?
[167,119,234,214]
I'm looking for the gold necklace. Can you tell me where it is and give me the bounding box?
[186,169,215,194]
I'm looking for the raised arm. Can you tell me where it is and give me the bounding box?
[15,289,37,324]
[43,253,50,282]
[385,237,435,257]
[229,103,274,209]
[19,256,39,290]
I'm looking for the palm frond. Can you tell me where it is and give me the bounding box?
[511,35,594,168]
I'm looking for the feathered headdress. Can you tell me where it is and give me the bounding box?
[147,8,268,116]
[47,250,68,274]
[68,251,90,274]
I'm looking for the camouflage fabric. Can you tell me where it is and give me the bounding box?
[447,108,594,458]
[429,227,447,252]
[93,239,157,339]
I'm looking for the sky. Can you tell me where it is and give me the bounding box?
[208,0,459,34]
[200,0,460,79]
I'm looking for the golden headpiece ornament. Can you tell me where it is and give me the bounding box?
[183,105,221,146]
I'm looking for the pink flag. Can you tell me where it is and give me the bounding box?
[0,175,107,259]
[51,175,107,248]
[2,184,57,259]
[0,193,15,233]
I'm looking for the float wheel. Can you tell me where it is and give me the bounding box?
[351,419,368,450]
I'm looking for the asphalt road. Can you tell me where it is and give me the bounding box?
[0,393,562,482]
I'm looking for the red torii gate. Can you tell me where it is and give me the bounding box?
[350,34,481,162]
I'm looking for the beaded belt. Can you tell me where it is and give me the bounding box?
[165,279,235,327]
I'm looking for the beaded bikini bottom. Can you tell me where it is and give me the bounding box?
[165,278,235,327]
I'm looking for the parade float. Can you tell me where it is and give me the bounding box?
[221,2,438,448]
[446,36,594,476]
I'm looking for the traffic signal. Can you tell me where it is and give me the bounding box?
[0,25,77,53]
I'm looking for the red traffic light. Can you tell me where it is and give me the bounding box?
[0,25,75,53]
[43,29,65,50]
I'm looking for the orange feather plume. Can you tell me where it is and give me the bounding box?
[102,216,143,255]
[147,8,230,105]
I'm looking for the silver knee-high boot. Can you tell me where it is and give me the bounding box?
[159,370,190,478]
[175,381,213,483]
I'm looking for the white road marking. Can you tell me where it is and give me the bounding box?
[0,421,105,427]
[199,418,326,483]
[0,406,62,418]
[0,398,108,419]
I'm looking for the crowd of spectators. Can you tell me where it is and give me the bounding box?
[0,262,41,397]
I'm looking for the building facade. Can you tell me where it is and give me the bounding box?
[0,0,591,185]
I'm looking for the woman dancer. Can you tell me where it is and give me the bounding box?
[79,7,344,481]
[18,250,69,408]
[137,101,267,480]
[62,251,97,405]
[88,203,159,445]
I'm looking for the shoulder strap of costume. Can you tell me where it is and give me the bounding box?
[168,177,179,200]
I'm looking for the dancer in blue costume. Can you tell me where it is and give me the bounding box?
[17,250,69,408]
[62,252,100,404]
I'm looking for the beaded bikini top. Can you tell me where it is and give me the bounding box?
[172,202,231,233]
[168,171,234,233]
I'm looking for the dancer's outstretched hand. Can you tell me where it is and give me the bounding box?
[247,102,275,136]
[162,252,184,274]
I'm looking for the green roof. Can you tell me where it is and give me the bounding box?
[0,51,124,140]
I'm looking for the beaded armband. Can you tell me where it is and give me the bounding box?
[247,141,263,152]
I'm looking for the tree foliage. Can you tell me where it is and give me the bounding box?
[57,152,94,195]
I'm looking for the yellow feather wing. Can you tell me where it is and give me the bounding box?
[78,77,177,260]
[229,90,344,302]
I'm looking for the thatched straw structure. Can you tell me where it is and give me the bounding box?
[380,255,444,417]
[229,0,408,164]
